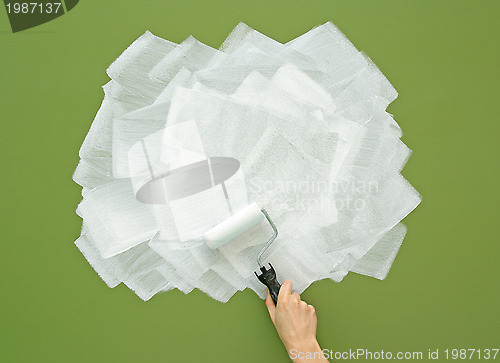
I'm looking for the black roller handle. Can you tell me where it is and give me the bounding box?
[255,263,281,305]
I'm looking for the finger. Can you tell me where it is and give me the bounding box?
[278,279,292,305]
[308,304,316,316]
[265,289,276,322]
[291,291,301,303]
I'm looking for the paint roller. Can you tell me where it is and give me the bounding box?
[133,145,282,302]
[204,202,281,304]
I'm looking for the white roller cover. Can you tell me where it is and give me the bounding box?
[204,202,264,249]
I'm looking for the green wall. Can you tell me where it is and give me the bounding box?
[1,1,498,361]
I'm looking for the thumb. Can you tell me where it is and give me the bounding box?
[265,288,276,323]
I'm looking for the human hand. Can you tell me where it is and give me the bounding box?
[265,279,328,362]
